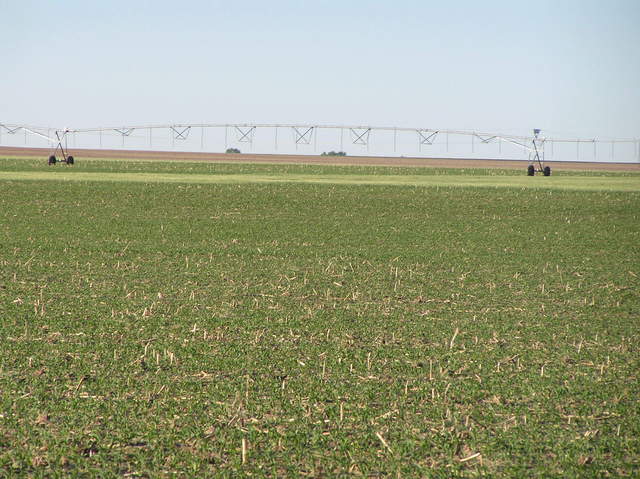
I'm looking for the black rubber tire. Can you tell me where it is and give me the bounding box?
[527,165,535,176]
[48,155,56,165]
[67,156,74,165]
[543,166,551,177]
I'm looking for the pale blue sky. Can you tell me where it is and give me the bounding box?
[2,0,639,139]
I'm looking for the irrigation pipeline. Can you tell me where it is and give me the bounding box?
[1,122,639,162]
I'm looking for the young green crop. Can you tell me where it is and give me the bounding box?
[0,158,638,477]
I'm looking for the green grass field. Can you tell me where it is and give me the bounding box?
[1,158,639,477]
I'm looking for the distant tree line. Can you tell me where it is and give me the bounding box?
[225,148,241,154]
[321,151,347,157]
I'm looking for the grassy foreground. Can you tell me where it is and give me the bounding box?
[1,158,639,477]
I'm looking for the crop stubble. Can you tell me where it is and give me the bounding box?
[0,158,638,477]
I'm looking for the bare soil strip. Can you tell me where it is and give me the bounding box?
[2,170,638,191]
[1,146,638,171]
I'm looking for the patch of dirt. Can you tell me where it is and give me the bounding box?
[1,146,638,171]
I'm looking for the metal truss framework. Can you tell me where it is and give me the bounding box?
[234,126,255,143]
[114,127,135,137]
[292,126,314,146]
[1,122,639,162]
[418,130,438,148]
[171,126,191,141]
[349,128,371,149]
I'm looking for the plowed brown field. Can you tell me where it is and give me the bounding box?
[1,146,638,171]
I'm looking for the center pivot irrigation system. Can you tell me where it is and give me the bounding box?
[0,125,75,165]
[47,129,74,165]
[2,122,639,174]
[528,128,549,176]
